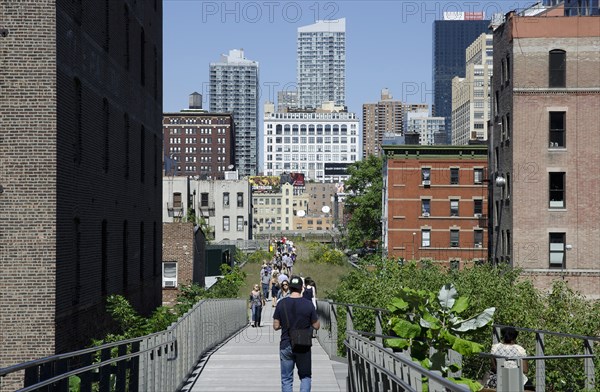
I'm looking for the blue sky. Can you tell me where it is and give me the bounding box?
[163,1,533,115]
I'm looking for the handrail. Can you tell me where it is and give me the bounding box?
[493,323,600,342]
[0,298,248,392]
[345,331,470,392]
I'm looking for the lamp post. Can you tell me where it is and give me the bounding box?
[412,232,416,261]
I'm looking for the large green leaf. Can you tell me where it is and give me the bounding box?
[385,338,409,350]
[420,312,442,330]
[438,284,458,310]
[450,296,469,314]
[391,319,421,338]
[447,377,483,392]
[388,297,409,313]
[452,307,496,332]
[451,335,483,356]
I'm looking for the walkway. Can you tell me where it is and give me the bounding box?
[182,304,345,392]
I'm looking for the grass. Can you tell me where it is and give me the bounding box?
[237,241,353,300]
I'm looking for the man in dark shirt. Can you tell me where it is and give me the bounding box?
[273,275,320,392]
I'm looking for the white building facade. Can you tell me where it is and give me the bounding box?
[451,33,494,145]
[263,106,360,182]
[406,112,446,145]
[297,18,346,109]
[209,49,259,176]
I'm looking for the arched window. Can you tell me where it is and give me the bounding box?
[549,50,566,88]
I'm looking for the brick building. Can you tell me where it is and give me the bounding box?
[162,223,206,306]
[490,5,600,297]
[0,0,163,371]
[163,101,235,179]
[383,145,488,267]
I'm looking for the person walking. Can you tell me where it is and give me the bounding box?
[270,271,280,307]
[277,280,291,302]
[273,276,320,392]
[486,326,530,389]
[261,268,271,300]
[302,277,317,309]
[249,284,265,327]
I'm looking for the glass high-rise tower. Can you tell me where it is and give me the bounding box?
[210,49,259,176]
[432,13,489,144]
[297,18,346,109]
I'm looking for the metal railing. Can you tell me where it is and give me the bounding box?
[315,300,469,392]
[0,299,247,392]
[490,324,599,392]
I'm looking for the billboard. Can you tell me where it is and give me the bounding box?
[280,172,305,187]
[324,162,351,176]
[249,176,280,193]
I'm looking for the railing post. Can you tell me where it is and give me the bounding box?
[584,339,595,391]
[330,303,339,359]
[535,332,545,392]
[346,305,354,332]
[375,311,383,345]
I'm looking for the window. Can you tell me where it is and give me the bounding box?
[549,50,566,88]
[474,199,483,215]
[223,216,230,231]
[162,262,177,288]
[200,192,209,207]
[450,168,459,184]
[422,168,431,183]
[474,168,483,184]
[223,192,230,207]
[549,112,566,148]
[549,172,565,208]
[237,216,244,231]
[173,192,182,209]
[103,98,110,173]
[474,230,483,247]
[422,229,431,248]
[101,220,108,296]
[450,199,459,216]
[549,233,566,268]
[237,192,243,208]
[422,199,431,215]
[450,230,459,248]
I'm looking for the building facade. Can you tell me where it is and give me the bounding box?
[209,49,259,176]
[262,104,360,182]
[406,113,446,146]
[163,108,235,179]
[362,89,413,157]
[277,90,299,111]
[491,6,600,297]
[297,18,346,109]
[191,178,252,243]
[383,145,488,267]
[0,0,163,371]
[433,12,490,144]
[452,33,494,145]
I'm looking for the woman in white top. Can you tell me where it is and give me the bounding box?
[486,326,528,388]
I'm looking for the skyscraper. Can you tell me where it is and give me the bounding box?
[432,12,490,144]
[451,33,494,145]
[210,49,259,176]
[297,18,346,109]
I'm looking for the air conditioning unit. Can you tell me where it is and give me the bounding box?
[422,180,431,187]
[423,212,430,217]
[474,213,482,218]
[163,280,176,288]
[475,243,483,248]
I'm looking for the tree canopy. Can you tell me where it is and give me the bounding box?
[343,154,384,248]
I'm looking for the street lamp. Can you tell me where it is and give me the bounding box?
[412,232,416,260]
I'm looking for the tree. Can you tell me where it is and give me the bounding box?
[344,154,383,248]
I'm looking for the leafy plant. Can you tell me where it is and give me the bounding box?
[385,284,495,391]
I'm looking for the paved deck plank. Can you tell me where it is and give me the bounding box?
[184,305,345,392]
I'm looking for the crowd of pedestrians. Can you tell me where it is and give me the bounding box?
[248,239,320,391]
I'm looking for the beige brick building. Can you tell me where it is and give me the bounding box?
[491,6,600,297]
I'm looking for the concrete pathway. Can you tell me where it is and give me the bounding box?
[183,304,344,392]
